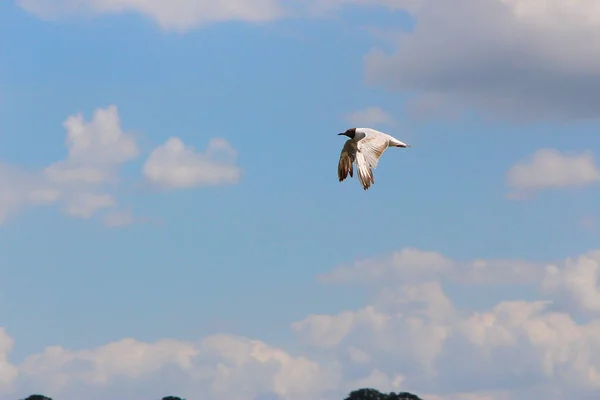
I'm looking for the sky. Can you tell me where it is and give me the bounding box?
[2,0,600,399]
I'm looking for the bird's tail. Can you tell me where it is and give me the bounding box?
[394,140,410,148]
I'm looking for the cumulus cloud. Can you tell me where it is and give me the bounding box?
[143,137,241,189]
[16,0,284,32]
[0,105,137,224]
[1,249,600,399]
[297,246,600,398]
[542,250,600,315]
[0,329,17,392]
[8,334,340,400]
[294,268,600,400]
[506,149,600,197]
[344,107,395,127]
[43,105,139,184]
[0,106,241,225]
[364,0,600,121]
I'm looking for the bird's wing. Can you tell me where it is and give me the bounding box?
[355,150,374,190]
[357,133,389,169]
[338,139,357,182]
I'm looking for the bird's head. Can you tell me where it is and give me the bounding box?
[338,128,356,139]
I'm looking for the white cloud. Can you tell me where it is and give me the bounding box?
[292,306,390,349]
[364,0,600,120]
[43,105,139,185]
[319,246,600,319]
[0,105,241,225]
[292,280,600,400]
[542,251,600,315]
[9,334,341,400]
[0,329,17,392]
[143,137,241,189]
[54,106,138,169]
[344,107,394,127]
[298,247,600,397]
[294,282,455,374]
[2,249,600,399]
[506,149,600,197]
[0,105,137,224]
[17,0,284,32]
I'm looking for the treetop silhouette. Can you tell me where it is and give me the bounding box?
[345,388,424,400]
[21,395,53,400]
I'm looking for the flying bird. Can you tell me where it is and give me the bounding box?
[337,127,410,190]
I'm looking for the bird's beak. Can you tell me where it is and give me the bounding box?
[337,133,345,136]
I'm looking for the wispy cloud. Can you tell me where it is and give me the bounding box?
[17,0,285,32]
[344,106,395,127]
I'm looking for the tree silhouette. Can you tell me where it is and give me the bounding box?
[21,396,53,400]
[345,388,423,400]
[389,392,424,400]
[346,388,388,400]
[161,397,185,400]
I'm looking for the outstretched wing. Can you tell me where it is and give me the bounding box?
[357,133,389,170]
[355,150,374,190]
[338,139,357,182]
[354,133,389,190]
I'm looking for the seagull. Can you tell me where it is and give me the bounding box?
[337,127,410,190]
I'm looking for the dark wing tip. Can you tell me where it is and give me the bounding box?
[338,152,355,182]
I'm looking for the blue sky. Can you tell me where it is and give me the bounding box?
[2,1,600,400]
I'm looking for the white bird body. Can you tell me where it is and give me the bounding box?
[337,127,410,190]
